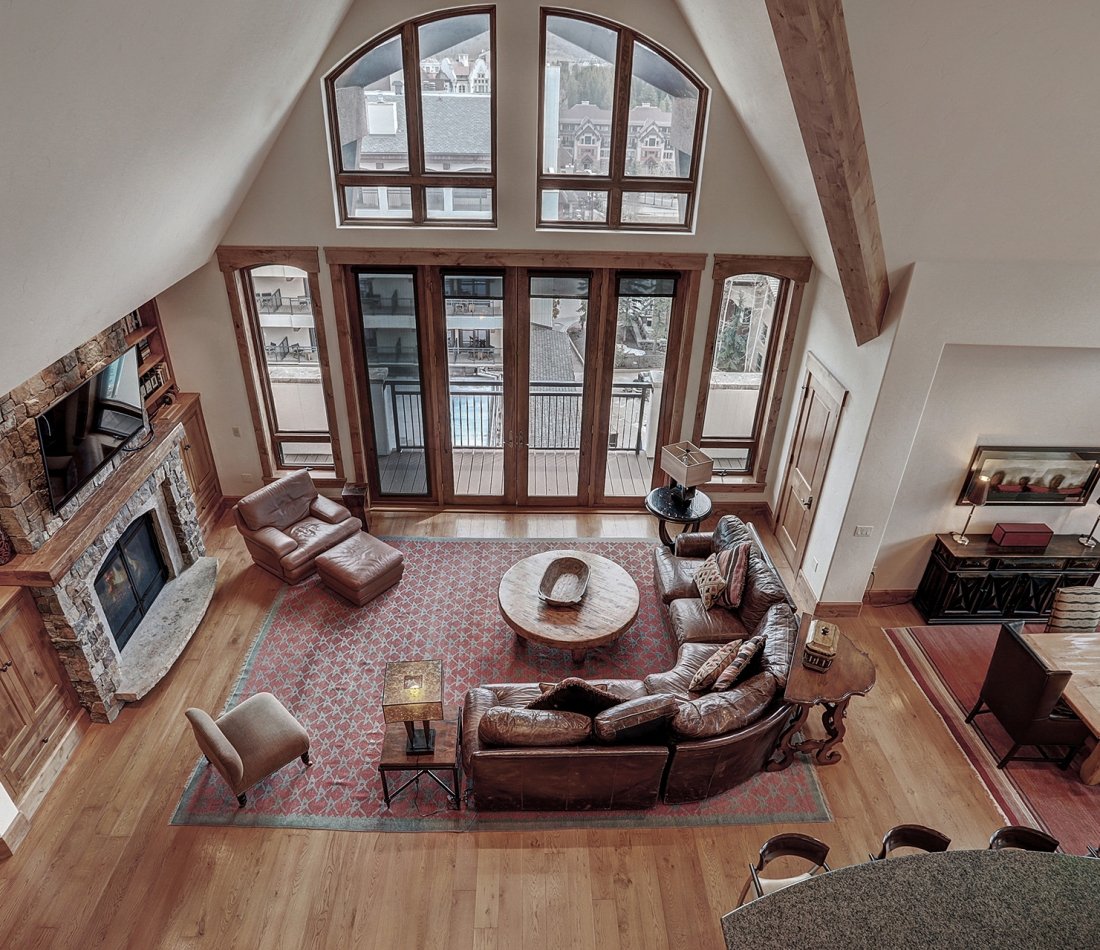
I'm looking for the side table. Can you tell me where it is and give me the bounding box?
[767,614,876,770]
[645,486,713,550]
[379,709,462,809]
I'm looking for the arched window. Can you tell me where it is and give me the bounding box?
[538,10,707,231]
[325,8,495,226]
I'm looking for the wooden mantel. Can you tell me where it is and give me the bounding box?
[0,422,185,588]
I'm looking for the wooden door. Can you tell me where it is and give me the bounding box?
[775,354,846,571]
[0,590,80,799]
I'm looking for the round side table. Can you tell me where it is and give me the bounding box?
[645,486,713,550]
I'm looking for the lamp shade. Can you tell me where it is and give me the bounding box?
[660,442,713,488]
[968,475,992,507]
[382,660,443,724]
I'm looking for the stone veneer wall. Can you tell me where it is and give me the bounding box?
[30,442,205,722]
[0,320,129,554]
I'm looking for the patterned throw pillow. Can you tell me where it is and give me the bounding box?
[716,542,752,610]
[687,640,743,692]
[528,677,621,716]
[713,634,766,690]
[694,554,727,610]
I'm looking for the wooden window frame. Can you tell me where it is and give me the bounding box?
[216,246,346,485]
[324,7,497,228]
[536,9,709,233]
[690,255,813,491]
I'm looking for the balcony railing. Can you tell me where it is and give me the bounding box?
[387,379,652,453]
[265,338,318,363]
[255,294,313,315]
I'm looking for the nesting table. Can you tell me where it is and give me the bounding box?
[378,709,462,809]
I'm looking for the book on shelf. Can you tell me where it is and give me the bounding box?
[122,309,143,335]
[138,339,152,362]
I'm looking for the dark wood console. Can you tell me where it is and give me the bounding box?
[914,533,1100,624]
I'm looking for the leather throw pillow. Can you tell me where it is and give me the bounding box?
[693,553,728,610]
[593,694,680,744]
[712,633,766,690]
[528,677,621,716]
[687,640,743,692]
[716,541,752,610]
[478,707,592,747]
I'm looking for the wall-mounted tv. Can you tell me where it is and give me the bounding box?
[35,347,147,513]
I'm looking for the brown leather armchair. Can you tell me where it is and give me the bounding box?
[233,470,361,583]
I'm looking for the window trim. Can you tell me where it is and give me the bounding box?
[536,8,709,232]
[216,246,346,483]
[691,255,813,490]
[324,6,497,227]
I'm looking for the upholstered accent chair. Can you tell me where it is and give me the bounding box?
[233,469,361,583]
[185,692,311,807]
[737,833,830,905]
[965,622,1089,769]
[1045,586,1100,633]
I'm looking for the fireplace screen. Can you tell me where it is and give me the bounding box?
[94,514,168,651]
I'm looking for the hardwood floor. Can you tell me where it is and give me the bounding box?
[0,512,1004,949]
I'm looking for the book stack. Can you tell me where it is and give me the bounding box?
[140,363,169,399]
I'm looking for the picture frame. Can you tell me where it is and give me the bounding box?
[957,446,1100,506]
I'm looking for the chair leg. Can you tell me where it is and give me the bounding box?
[302,751,312,767]
[237,793,247,808]
[965,697,985,724]
[997,744,1020,769]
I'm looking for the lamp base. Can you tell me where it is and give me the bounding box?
[950,533,971,545]
[1079,535,1097,548]
[404,724,436,756]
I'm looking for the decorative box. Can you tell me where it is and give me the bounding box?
[801,620,838,673]
[991,523,1054,548]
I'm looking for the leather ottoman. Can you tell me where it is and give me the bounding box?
[315,533,404,606]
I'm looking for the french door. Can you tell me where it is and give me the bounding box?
[349,261,695,508]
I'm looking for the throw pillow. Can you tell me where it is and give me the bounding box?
[593,694,680,744]
[478,707,592,747]
[716,541,752,610]
[712,634,766,690]
[693,554,727,610]
[528,677,621,716]
[687,640,742,692]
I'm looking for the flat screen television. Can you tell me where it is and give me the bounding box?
[35,347,148,512]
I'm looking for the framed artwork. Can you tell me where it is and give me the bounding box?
[958,446,1100,506]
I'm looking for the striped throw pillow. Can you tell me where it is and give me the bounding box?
[1046,586,1100,632]
[713,634,766,690]
[687,640,743,692]
[716,542,752,610]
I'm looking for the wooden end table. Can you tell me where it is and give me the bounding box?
[645,486,713,549]
[497,550,639,662]
[378,709,462,809]
[767,615,876,770]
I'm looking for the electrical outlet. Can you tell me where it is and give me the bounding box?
[241,473,257,485]
[232,426,242,438]
[854,525,874,537]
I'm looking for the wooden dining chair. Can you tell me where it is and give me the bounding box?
[1045,586,1100,633]
[1086,845,1099,859]
[737,833,830,906]
[988,825,1059,852]
[869,824,951,861]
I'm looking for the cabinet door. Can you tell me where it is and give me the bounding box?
[178,399,221,530]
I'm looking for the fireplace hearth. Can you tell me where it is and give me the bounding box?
[94,514,168,651]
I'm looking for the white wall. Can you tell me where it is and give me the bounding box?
[876,344,1100,591]
[161,0,808,496]
[0,782,16,839]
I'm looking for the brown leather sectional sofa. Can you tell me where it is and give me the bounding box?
[461,516,799,809]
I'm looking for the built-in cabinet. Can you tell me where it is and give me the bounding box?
[125,299,176,418]
[163,393,222,535]
[0,588,80,801]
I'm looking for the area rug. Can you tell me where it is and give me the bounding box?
[172,537,830,832]
[886,625,1100,854]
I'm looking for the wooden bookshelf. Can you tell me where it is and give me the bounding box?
[123,299,176,418]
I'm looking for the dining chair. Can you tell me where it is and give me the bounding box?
[988,825,1059,852]
[1086,845,1099,859]
[965,622,1089,769]
[869,823,951,861]
[736,833,830,906]
[1045,586,1100,633]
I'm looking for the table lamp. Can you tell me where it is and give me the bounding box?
[952,475,991,545]
[382,659,443,754]
[660,442,713,503]
[1080,498,1100,548]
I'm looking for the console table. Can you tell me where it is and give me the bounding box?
[913,533,1100,624]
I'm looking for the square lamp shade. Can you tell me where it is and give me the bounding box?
[382,659,443,755]
[661,442,713,489]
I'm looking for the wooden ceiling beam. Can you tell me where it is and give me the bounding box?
[765,0,889,345]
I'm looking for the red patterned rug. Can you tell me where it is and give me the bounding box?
[886,625,1100,854]
[172,538,830,831]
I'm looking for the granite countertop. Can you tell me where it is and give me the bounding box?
[721,849,1100,949]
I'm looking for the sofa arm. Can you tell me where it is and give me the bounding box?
[461,687,500,771]
[673,532,714,558]
[310,495,355,525]
[246,526,298,560]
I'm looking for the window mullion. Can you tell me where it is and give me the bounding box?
[606,32,633,228]
[402,23,427,223]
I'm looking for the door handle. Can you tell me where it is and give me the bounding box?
[801,494,813,511]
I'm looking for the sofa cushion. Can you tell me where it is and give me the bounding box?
[757,602,798,687]
[739,548,790,631]
[712,515,752,553]
[528,677,622,716]
[478,707,592,747]
[281,517,361,571]
[644,643,729,699]
[668,598,750,646]
[716,542,751,610]
[687,640,742,691]
[713,634,766,690]
[693,554,728,609]
[670,671,779,740]
[653,548,703,604]
[236,469,316,532]
[593,694,680,744]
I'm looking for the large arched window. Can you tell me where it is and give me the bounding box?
[538,10,708,231]
[325,8,495,226]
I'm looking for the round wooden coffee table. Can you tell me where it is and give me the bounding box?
[498,550,640,662]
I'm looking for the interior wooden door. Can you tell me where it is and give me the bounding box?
[775,354,846,571]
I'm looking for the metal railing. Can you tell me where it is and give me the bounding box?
[255,294,313,315]
[387,379,652,452]
[265,338,318,363]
